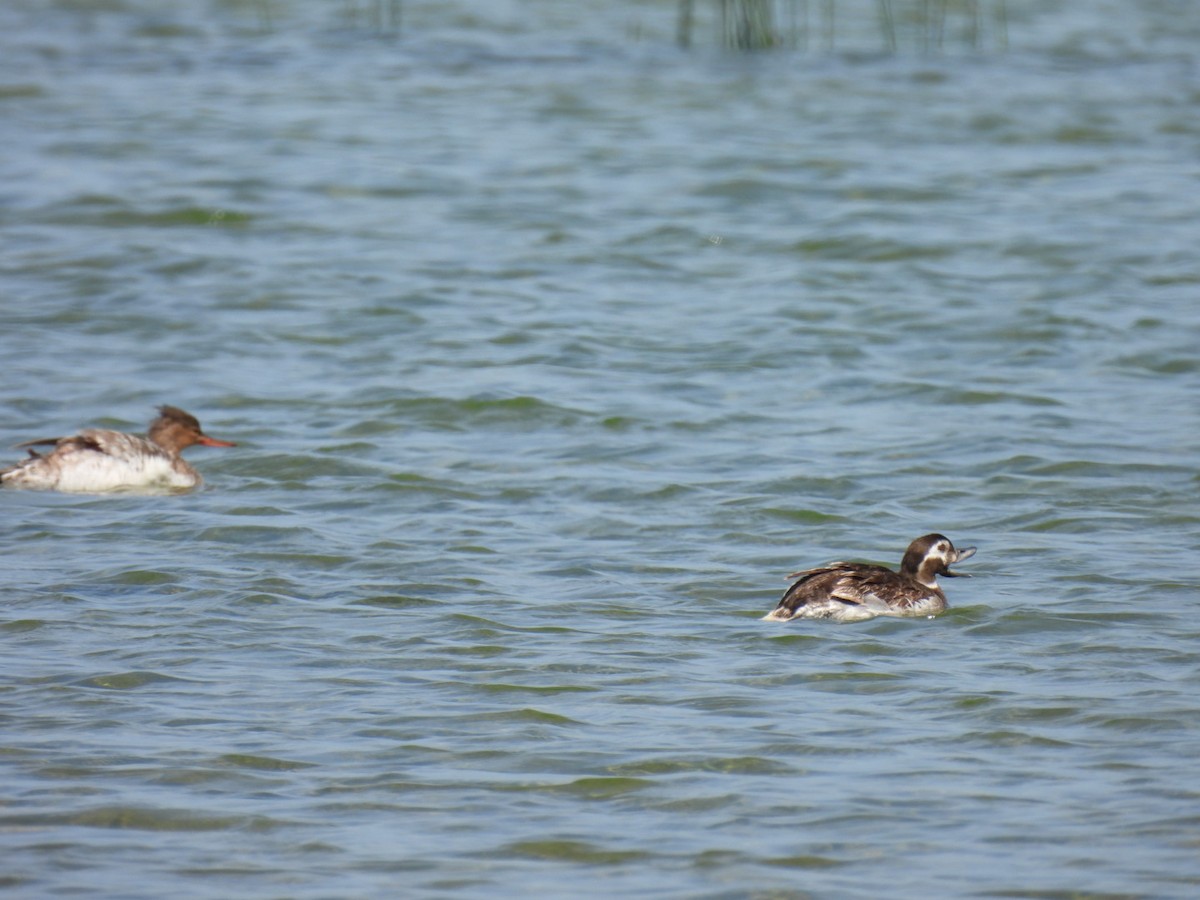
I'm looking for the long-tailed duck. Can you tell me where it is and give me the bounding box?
[762,533,976,622]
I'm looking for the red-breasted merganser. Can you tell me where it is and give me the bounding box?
[762,533,976,622]
[1,405,235,493]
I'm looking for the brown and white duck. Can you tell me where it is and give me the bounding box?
[1,405,235,493]
[762,533,976,623]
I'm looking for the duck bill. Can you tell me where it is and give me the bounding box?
[197,435,237,448]
[941,545,976,577]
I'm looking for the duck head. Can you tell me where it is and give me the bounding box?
[901,533,976,587]
[149,405,236,454]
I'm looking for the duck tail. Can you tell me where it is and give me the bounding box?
[760,607,794,622]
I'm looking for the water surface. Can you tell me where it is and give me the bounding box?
[2,1,1199,897]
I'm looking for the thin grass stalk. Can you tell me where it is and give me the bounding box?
[876,0,896,52]
[794,0,809,51]
[678,0,695,48]
[722,0,776,51]
[822,0,835,51]
[995,0,1009,50]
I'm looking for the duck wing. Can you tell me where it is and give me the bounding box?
[771,562,897,615]
[17,429,163,462]
[825,565,943,613]
[17,433,103,452]
[785,560,864,580]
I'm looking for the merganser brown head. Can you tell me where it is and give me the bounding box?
[148,405,236,455]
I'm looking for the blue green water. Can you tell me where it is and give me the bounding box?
[2,1,1199,897]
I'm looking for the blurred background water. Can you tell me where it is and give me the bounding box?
[2,1,1199,897]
